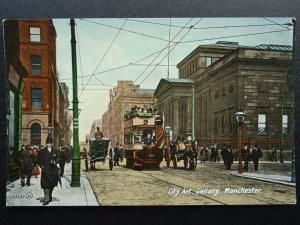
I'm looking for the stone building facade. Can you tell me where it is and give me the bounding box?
[102,81,155,147]
[155,42,294,158]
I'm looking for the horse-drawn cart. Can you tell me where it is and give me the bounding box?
[84,139,113,171]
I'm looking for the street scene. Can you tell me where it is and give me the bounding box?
[4,18,296,206]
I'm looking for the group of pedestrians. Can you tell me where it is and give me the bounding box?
[197,142,264,171]
[241,143,263,172]
[16,137,73,205]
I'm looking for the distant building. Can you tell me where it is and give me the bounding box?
[102,81,155,146]
[155,42,294,158]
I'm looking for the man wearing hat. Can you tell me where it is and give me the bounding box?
[37,136,60,205]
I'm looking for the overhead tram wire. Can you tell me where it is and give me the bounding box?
[133,18,195,84]
[120,18,290,30]
[79,19,127,99]
[139,18,204,86]
[178,29,291,44]
[263,17,291,30]
[80,18,177,44]
[60,21,291,83]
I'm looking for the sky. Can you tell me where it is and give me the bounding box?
[52,18,293,142]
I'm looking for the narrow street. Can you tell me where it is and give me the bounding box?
[85,160,296,206]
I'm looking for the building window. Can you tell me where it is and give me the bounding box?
[222,116,225,134]
[206,57,212,67]
[229,113,233,133]
[32,88,42,110]
[31,56,41,75]
[282,114,288,135]
[31,123,41,145]
[215,117,218,135]
[258,114,267,134]
[30,27,41,42]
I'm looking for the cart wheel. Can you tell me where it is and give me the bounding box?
[184,158,188,169]
[109,159,113,171]
[173,156,178,169]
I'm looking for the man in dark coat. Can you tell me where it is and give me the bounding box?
[19,145,34,186]
[58,145,67,177]
[251,144,263,171]
[225,145,233,170]
[37,137,60,205]
[113,143,120,166]
[242,143,251,172]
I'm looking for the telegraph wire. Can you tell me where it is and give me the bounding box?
[178,29,291,44]
[263,17,291,30]
[139,18,204,86]
[79,19,127,98]
[75,22,85,93]
[122,18,290,30]
[133,18,194,84]
[80,18,177,44]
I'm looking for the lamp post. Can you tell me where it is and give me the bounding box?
[235,111,246,174]
[164,126,171,167]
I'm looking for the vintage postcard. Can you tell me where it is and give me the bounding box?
[4,18,296,206]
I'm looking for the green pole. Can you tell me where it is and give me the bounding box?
[70,18,80,187]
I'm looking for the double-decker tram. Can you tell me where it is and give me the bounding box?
[124,112,164,169]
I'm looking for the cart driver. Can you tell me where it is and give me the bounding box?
[95,127,104,140]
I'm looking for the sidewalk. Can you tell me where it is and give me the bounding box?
[231,170,296,187]
[6,162,99,206]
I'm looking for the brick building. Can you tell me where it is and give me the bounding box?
[6,19,61,147]
[102,81,155,146]
[155,42,294,159]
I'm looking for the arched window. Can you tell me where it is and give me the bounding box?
[31,123,41,145]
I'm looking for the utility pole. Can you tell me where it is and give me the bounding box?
[70,18,80,187]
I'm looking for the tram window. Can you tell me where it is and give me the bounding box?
[134,135,142,143]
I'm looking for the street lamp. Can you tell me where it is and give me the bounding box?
[235,111,246,174]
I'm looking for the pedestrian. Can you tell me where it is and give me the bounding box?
[37,137,60,205]
[19,145,34,186]
[251,144,263,171]
[32,146,40,178]
[225,145,233,170]
[94,127,104,140]
[271,146,278,162]
[113,143,120,166]
[221,144,227,166]
[242,143,251,172]
[210,144,215,162]
[119,144,124,162]
[58,145,67,177]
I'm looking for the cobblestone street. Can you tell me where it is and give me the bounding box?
[85,160,296,206]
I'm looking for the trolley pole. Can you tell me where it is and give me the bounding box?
[70,18,80,187]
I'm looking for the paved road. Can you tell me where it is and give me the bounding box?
[85,160,296,206]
